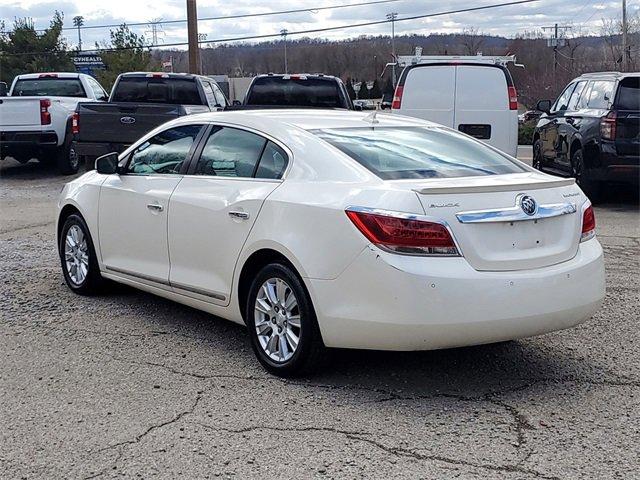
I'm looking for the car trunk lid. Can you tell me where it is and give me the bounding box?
[396,173,584,271]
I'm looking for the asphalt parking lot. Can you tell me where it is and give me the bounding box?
[1,155,638,479]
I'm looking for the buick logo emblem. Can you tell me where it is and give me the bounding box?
[120,116,136,124]
[520,195,537,216]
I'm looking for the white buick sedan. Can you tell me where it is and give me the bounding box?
[57,110,605,375]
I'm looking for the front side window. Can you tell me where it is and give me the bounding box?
[312,127,526,180]
[567,81,588,111]
[12,78,86,97]
[586,81,615,109]
[127,125,202,174]
[194,127,267,177]
[551,83,576,113]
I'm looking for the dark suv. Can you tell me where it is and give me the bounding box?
[533,72,639,200]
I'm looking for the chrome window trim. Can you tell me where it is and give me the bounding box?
[456,195,577,224]
[345,206,463,257]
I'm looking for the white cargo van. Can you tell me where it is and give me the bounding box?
[391,58,519,157]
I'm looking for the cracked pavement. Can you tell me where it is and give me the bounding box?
[1,158,639,479]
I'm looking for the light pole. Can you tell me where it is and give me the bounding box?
[198,33,207,74]
[73,16,84,50]
[280,29,288,74]
[386,12,398,86]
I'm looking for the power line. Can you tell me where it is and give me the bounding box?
[2,0,543,57]
[3,0,404,33]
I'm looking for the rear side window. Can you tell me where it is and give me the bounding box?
[246,77,344,108]
[312,127,525,180]
[194,127,267,177]
[112,77,202,105]
[12,78,86,97]
[256,142,288,179]
[615,77,640,110]
[586,81,615,109]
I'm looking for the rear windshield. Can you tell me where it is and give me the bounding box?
[246,77,345,108]
[111,77,202,104]
[615,77,640,110]
[12,78,86,97]
[312,127,525,180]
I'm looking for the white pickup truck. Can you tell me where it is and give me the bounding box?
[0,72,108,174]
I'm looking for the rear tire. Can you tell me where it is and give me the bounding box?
[571,148,602,203]
[59,214,103,295]
[246,263,326,377]
[56,128,80,175]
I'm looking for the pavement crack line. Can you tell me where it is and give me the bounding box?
[193,422,560,479]
[85,390,206,479]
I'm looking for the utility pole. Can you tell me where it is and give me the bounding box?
[386,12,398,86]
[186,0,199,74]
[622,0,629,71]
[73,16,84,50]
[542,23,571,88]
[280,29,288,74]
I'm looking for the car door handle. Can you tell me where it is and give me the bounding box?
[146,203,164,212]
[228,211,250,220]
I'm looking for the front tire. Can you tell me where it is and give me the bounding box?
[246,263,325,377]
[571,148,602,202]
[532,139,544,170]
[59,214,103,295]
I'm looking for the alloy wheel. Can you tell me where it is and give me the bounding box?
[254,277,301,362]
[64,225,89,285]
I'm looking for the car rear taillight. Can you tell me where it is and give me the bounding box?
[40,99,51,125]
[72,111,79,134]
[600,111,617,140]
[391,85,403,109]
[508,86,518,110]
[581,204,596,242]
[346,208,459,256]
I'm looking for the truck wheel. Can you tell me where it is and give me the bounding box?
[57,130,80,175]
[572,148,602,203]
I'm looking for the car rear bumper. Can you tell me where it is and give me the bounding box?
[0,130,59,154]
[309,239,605,350]
[594,144,640,184]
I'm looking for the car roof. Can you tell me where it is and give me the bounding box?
[179,109,435,132]
[254,73,340,80]
[15,72,82,79]
[576,71,640,80]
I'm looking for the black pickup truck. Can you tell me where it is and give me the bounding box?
[237,73,355,110]
[74,72,228,169]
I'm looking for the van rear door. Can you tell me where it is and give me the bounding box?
[397,66,455,127]
[454,65,517,157]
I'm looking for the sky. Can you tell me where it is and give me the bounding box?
[0,0,636,51]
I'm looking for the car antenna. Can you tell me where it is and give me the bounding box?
[363,106,380,124]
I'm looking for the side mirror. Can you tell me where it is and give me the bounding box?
[353,104,363,111]
[95,152,119,174]
[536,99,552,114]
[232,100,242,106]
[0,82,7,97]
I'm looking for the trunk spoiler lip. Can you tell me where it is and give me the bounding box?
[409,175,575,195]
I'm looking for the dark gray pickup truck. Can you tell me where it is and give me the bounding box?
[74,72,228,169]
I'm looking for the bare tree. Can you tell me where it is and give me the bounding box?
[460,27,485,55]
